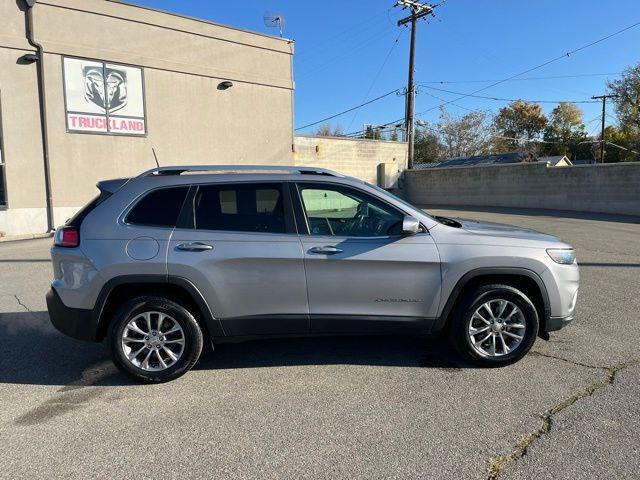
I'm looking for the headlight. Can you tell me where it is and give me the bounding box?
[546,248,576,265]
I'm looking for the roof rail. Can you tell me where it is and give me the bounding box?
[136,165,344,178]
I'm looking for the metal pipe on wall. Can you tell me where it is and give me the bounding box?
[24,0,55,232]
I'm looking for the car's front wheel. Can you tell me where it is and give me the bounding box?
[450,284,539,366]
[109,296,204,383]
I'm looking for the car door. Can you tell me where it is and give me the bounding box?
[293,182,441,334]
[167,181,309,336]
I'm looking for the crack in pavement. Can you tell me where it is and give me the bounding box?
[485,354,640,480]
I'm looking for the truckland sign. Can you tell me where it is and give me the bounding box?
[63,57,146,136]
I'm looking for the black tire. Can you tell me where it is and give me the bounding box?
[108,296,204,383]
[449,284,539,367]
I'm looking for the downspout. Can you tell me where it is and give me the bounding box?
[24,0,54,232]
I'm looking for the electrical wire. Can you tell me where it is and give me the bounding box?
[295,88,402,131]
[418,72,622,85]
[345,30,405,132]
[418,85,598,104]
[415,20,640,116]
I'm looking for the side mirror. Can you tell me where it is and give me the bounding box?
[402,215,420,235]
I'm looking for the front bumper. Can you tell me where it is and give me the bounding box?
[46,288,98,341]
[545,314,574,332]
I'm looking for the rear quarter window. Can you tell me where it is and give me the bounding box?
[125,186,189,227]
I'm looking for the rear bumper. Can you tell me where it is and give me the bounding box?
[46,288,98,341]
[545,314,574,332]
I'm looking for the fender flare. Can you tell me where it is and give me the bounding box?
[431,267,551,333]
[93,274,225,339]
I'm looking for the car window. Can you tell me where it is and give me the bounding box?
[126,186,189,227]
[298,183,404,237]
[194,183,285,233]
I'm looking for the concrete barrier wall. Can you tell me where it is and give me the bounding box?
[294,135,408,185]
[405,162,640,216]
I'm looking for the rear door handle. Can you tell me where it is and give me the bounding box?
[176,242,214,252]
[309,245,343,255]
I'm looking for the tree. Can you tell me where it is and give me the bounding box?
[414,123,442,164]
[608,64,640,135]
[542,102,590,159]
[363,125,383,140]
[491,100,548,153]
[315,123,344,137]
[607,64,640,161]
[436,109,491,158]
[597,125,639,163]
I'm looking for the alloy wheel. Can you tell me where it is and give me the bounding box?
[468,299,527,357]
[121,311,185,371]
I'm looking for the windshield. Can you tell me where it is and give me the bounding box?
[365,182,435,220]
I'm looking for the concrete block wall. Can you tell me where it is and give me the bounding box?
[405,162,640,216]
[293,135,408,185]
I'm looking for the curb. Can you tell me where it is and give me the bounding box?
[0,232,54,243]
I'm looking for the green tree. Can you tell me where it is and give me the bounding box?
[598,125,639,163]
[608,64,640,135]
[414,124,442,164]
[542,102,590,159]
[491,100,548,153]
[607,64,640,161]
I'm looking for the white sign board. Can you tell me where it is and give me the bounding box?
[63,57,147,136]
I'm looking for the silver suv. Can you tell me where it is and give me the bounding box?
[46,165,579,382]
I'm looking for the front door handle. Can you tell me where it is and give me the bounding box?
[309,245,343,255]
[176,242,214,252]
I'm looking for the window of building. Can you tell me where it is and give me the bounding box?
[125,186,189,227]
[193,183,285,233]
[298,184,404,237]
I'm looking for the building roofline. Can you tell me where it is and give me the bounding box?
[105,0,294,44]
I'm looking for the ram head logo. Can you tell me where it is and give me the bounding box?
[83,66,128,113]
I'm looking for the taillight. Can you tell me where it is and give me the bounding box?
[54,226,79,248]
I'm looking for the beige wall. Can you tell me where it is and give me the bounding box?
[405,162,640,217]
[0,0,295,235]
[293,135,408,186]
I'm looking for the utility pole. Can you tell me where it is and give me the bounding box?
[395,0,438,169]
[591,94,618,163]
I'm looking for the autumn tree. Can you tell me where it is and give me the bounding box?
[542,102,590,158]
[491,100,548,153]
[436,109,491,158]
[315,123,344,137]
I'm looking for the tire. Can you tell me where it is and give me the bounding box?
[108,296,204,383]
[449,284,539,367]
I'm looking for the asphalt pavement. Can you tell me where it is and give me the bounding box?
[0,207,638,479]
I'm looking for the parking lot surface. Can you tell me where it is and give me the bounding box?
[1,207,639,479]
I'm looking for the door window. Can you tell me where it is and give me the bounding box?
[194,183,285,233]
[298,184,404,237]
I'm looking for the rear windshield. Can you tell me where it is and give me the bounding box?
[126,186,189,228]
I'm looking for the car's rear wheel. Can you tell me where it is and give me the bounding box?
[109,296,203,383]
[449,284,539,366]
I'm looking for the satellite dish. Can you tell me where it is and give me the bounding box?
[263,11,285,37]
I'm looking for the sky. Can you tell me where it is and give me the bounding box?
[132,0,640,136]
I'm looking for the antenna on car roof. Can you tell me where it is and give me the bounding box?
[152,148,160,168]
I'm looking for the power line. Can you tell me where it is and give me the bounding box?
[346,30,405,131]
[418,72,622,84]
[415,20,640,116]
[418,85,599,104]
[295,88,402,131]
